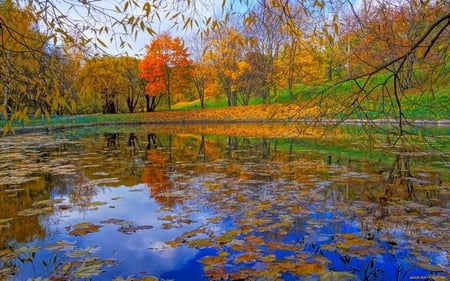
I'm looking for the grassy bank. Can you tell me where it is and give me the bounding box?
[2,101,449,136]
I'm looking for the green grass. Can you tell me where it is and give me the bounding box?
[172,74,449,121]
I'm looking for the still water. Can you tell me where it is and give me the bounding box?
[0,124,448,280]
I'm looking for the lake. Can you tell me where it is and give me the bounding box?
[0,124,448,280]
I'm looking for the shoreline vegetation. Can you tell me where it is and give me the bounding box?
[1,104,449,137]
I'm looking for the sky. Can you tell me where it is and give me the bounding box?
[52,0,363,57]
[51,0,230,57]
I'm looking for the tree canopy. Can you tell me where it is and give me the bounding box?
[0,0,448,137]
[139,33,192,112]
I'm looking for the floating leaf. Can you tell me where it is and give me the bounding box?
[291,262,328,275]
[244,235,265,246]
[0,248,18,262]
[137,277,159,281]
[72,257,104,278]
[165,237,186,248]
[216,229,240,245]
[182,227,207,238]
[118,224,153,234]
[100,218,130,225]
[68,222,102,236]
[16,245,41,254]
[199,255,227,271]
[0,266,18,277]
[66,246,99,258]
[185,238,213,249]
[90,201,107,206]
[233,252,260,264]
[413,261,445,272]
[46,240,75,252]
[319,271,357,280]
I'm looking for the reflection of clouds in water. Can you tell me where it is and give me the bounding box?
[149,242,199,269]
[51,183,205,276]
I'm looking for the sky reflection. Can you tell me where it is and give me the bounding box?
[0,129,448,280]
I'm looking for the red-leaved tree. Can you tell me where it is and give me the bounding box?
[139,33,192,112]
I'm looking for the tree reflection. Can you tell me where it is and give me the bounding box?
[104,133,120,153]
[127,133,140,156]
[143,134,178,207]
[0,180,48,246]
[197,135,209,162]
[384,149,444,206]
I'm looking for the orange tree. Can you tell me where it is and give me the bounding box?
[139,33,192,112]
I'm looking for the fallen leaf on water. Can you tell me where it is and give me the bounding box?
[113,276,158,281]
[46,240,74,252]
[0,266,18,277]
[318,270,356,280]
[204,266,229,281]
[413,261,446,272]
[90,201,107,206]
[68,222,102,236]
[199,255,227,271]
[216,229,240,245]
[100,218,130,225]
[118,225,153,234]
[16,245,41,254]
[66,246,99,258]
[244,234,265,245]
[137,277,158,281]
[185,238,213,249]
[233,252,260,264]
[57,204,72,210]
[0,248,18,262]
[182,227,207,238]
[72,257,104,278]
[165,237,186,248]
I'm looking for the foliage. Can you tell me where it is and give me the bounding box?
[0,0,448,142]
[0,1,78,135]
[76,56,145,114]
[139,34,192,112]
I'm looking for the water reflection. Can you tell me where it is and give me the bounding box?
[0,127,448,280]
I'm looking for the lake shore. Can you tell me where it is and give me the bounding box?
[2,104,449,136]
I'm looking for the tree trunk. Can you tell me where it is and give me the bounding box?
[146,95,151,112]
[127,96,134,113]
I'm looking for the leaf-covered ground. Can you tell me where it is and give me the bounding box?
[3,102,449,137]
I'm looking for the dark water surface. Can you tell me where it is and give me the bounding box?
[0,124,448,280]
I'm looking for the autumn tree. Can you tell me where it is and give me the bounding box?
[77,56,144,114]
[190,60,216,109]
[35,46,79,116]
[205,27,246,107]
[244,1,285,104]
[139,34,192,112]
[0,0,60,133]
[344,0,448,90]
[121,56,145,113]
[188,37,217,109]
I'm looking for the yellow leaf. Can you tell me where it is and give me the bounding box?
[233,252,260,264]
